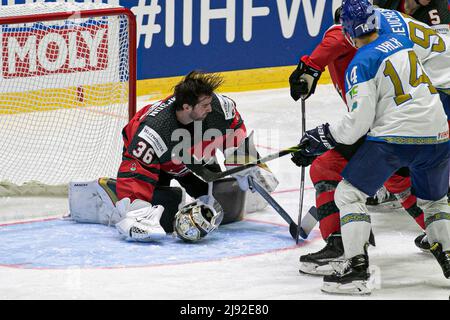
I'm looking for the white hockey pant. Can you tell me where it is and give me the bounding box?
[335,179,371,259]
[418,197,450,251]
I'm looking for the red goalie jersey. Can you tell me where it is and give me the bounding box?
[117,93,246,202]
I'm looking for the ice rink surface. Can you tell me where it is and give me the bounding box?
[0,85,449,300]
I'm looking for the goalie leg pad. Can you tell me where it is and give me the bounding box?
[68,178,122,225]
[224,131,279,193]
[254,163,279,193]
[212,177,246,224]
[245,190,268,214]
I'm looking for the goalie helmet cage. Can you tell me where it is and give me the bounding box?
[0,2,136,196]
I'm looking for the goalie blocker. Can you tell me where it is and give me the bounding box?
[68,177,246,237]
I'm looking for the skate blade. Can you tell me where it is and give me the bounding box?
[417,247,431,254]
[299,262,335,276]
[321,280,371,296]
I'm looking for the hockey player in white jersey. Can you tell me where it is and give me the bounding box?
[375,6,450,121]
[292,0,450,294]
[375,1,450,253]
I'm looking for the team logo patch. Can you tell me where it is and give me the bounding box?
[216,94,236,120]
[138,126,168,157]
[349,85,359,99]
[438,130,449,141]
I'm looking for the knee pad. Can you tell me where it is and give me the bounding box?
[335,180,368,215]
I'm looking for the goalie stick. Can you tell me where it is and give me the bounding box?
[185,145,302,183]
[248,176,317,241]
[247,175,299,240]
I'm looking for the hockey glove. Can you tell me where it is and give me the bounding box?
[297,123,337,156]
[290,153,317,168]
[289,55,322,101]
[115,199,166,242]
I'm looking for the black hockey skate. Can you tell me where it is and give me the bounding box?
[366,187,399,208]
[299,233,344,276]
[414,233,430,251]
[430,242,450,279]
[321,254,371,295]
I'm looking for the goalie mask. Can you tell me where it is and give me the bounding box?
[174,199,223,242]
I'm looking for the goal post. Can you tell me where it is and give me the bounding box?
[0,2,136,196]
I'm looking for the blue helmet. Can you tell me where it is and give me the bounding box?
[341,0,378,39]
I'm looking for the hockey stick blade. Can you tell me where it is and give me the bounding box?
[289,222,299,241]
[297,206,317,240]
[185,145,301,183]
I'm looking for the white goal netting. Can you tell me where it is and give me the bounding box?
[0,2,136,196]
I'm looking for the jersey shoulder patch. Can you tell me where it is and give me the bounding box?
[214,93,236,120]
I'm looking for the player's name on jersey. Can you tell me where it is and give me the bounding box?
[376,37,404,53]
[380,10,408,34]
[140,97,177,120]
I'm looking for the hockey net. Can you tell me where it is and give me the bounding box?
[0,2,136,196]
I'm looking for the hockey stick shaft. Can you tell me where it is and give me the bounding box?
[296,96,307,243]
[185,145,302,183]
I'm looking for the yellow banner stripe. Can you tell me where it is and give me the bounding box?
[0,65,332,115]
[0,83,128,115]
[137,65,332,100]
